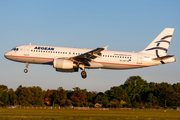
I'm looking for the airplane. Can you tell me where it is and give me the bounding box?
[4,28,176,79]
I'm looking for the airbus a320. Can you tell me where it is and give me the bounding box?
[4,28,176,79]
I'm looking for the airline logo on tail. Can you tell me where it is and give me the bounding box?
[145,35,172,53]
[145,35,172,64]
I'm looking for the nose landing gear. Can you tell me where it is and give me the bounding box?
[24,62,29,73]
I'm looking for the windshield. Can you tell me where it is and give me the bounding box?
[11,47,19,51]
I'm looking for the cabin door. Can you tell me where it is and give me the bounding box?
[24,46,30,56]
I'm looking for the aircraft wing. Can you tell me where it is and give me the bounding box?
[70,46,108,66]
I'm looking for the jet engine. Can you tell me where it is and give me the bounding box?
[53,59,78,72]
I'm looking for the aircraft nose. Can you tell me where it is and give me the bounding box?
[4,51,10,59]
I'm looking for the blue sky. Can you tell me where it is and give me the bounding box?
[0,0,180,92]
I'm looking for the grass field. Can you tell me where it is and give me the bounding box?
[0,108,179,120]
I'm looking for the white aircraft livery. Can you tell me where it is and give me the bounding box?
[4,28,176,79]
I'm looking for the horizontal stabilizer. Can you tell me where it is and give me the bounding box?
[152,55,174,61]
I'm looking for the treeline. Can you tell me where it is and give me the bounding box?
[0,76,180,108]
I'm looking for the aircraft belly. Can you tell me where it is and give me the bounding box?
[101,63,142,69]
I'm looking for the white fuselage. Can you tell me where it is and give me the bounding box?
[4,45,176,70]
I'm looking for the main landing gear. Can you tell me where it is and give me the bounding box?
[81,70,87,79]
[24,62,29,73]
[79,64,87,79]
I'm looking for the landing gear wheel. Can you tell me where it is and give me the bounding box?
[81,71,87,79]
[24,69,28,73]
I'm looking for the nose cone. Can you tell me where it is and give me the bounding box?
[4,51,11,59]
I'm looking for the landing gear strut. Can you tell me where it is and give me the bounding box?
[81,70,87,79]
[24,62,29,73]
[79,64,87,79]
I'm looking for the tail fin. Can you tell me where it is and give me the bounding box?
[140,28,174,57]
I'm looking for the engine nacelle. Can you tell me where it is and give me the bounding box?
[53,59,74,69]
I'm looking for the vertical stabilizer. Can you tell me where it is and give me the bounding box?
[140,28,174,57]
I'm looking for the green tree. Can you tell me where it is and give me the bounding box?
[8,88,17,106]
[94,92,104,104]
[110,99,120,108]
[146,93,158,106]
[101,96,109,108]
[57,87,66,106]
[15,85,32,106]
[70,87,86,106]
[155,82,175,107]
[105,86,130,104]
[122,76,149,107]
[172,83,180,106]
[0,91,9,106]
[29,86,43,106]
[50,90,57,106]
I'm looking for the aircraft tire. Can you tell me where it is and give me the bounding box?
[24,69,28,73]
[81,71,87,79]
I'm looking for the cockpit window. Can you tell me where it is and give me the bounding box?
[11,47,19,51]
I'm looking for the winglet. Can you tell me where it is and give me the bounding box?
[103,45,109,50]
